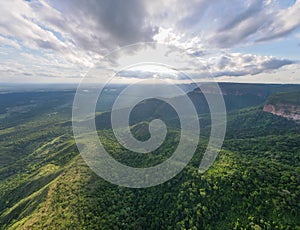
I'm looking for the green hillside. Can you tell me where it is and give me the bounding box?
[0,85,300,229]
[266,91,300,106]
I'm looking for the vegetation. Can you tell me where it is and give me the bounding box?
[266,91,300,107]
[0,84,299,229]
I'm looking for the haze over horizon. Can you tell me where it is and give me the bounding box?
[1,2,300,229]
[1,0,300,84]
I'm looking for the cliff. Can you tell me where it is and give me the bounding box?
[263,91,300,121]
[263,103,300,121]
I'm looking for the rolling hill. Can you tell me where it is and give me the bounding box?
[0,83,299,229]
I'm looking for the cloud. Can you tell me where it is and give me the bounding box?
[155,0,300,49]
[111,48,295,80]
[209,52,295,77]
[47,0,156,51]
[177,0,215,29]
[0,0,299,83]
[218,0,263,32]
[0,0,85,68]
[210,0,300,47]
[0,35,21,49]
[118,69,189,80]
[256,0,300,42]
[261,58,294,69]
[0,0,157,68]
[205,0,273,48]
[1,0,298,56]
[217,63,300,84]
[0,1,65,51]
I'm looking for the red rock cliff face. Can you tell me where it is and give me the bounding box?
[263,104,300,121]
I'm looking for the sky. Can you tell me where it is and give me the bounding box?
[0,0,300,84]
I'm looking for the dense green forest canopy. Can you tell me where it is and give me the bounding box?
[266,91,300,106]
[0,83,299,229]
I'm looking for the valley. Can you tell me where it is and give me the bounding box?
[0,83,299,229]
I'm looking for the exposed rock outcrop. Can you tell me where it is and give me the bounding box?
[263,103,300,121]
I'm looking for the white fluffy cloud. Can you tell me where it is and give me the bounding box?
[152,0,300,48]
[0,0,299,83]
[207,52,294,77]
[257,0,300,42]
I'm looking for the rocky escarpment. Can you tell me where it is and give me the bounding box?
[263,103,300,121]
[263,91,300,121]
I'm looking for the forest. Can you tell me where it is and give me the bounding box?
[0,83,299,229]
